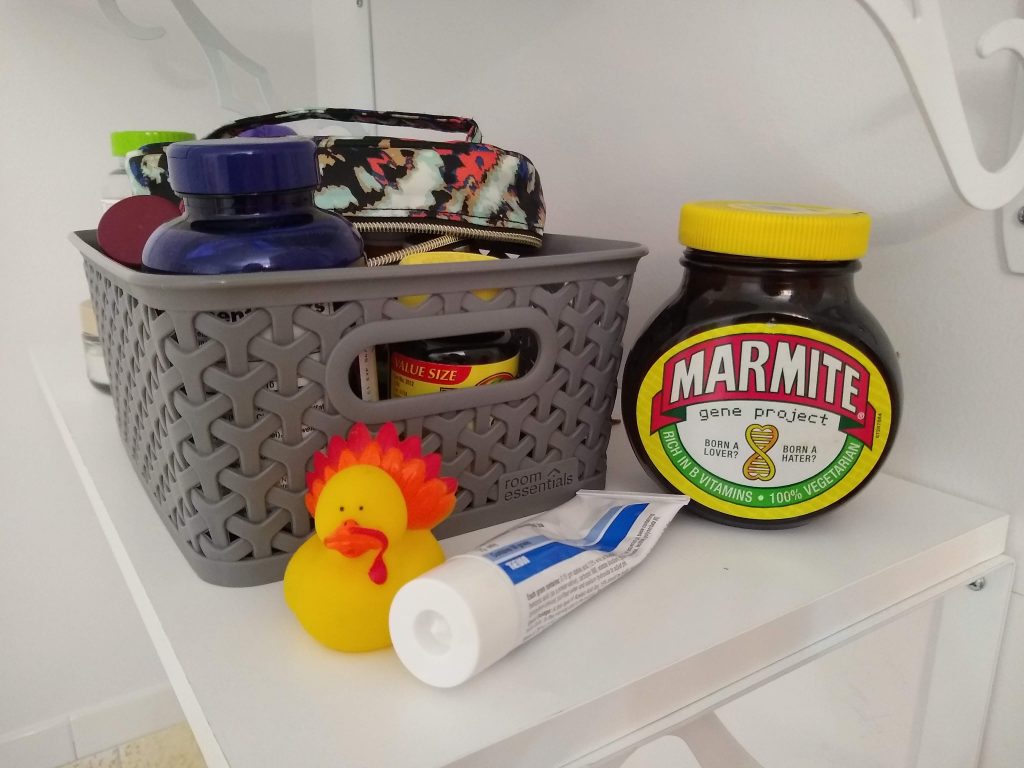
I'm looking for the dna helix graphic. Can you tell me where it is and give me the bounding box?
[743,424,779,482]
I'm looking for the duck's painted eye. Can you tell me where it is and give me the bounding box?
[359,505,364,511]
[339,506,345,512]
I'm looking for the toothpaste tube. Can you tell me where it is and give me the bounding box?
[389,490,687,687]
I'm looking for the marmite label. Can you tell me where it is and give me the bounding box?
[635,323,892,520]
[390,352,518,398]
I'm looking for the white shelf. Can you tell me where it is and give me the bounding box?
[33,345,1008,768]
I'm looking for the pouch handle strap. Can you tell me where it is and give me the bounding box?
[206,107,483,143]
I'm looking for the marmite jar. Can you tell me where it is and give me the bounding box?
[622,202,901,528]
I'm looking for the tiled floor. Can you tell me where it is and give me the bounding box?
[60,722,206,768]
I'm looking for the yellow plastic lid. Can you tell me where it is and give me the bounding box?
[679,201,871,261]
[398,251,499,307]
[399,251,497,267]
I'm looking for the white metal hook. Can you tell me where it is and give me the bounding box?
[169,0,276,115]
[96,0,165,41]
[857,0,1024,211]
[97,0,275,115]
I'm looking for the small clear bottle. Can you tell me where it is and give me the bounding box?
[80,300,110,392]
[89,131,192,390]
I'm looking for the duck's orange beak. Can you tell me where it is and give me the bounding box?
[323,520,388,558]
[323,520,391,585]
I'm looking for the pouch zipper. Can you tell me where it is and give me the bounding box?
[364,234,464,267]
[354,219,542,263]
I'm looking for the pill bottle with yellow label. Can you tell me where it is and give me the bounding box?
[390,332,520,398]
[622,201,901,529]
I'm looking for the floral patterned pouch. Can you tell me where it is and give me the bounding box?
[127,108,546,264]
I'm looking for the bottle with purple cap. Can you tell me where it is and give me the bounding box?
[142,137,363,274]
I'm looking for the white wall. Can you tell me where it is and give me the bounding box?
[0,0,319,762]
[369,0,1022,764]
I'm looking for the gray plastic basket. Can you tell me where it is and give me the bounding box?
[73,231,645,586]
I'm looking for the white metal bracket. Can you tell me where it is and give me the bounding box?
[857,0,1024,211]
[169,0,276,115]
[97,0,275,115]
[96,0,165,40]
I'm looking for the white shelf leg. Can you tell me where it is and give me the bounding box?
[673,712,765,768]
[909,559,1014,768]
[592,711,764,768]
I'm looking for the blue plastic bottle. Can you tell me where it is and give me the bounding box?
[142,137,363,274]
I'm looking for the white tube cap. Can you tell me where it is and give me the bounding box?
[389,556,521,688]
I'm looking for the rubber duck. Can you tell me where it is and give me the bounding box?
[284,423,456,652]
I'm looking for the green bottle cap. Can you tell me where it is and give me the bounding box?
[110,130,196,157]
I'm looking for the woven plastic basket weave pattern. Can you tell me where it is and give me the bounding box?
[79,233,643,586]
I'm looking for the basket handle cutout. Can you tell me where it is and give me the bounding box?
[324,308,556,422]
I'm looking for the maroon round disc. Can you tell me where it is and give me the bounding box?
[97,196,181,268]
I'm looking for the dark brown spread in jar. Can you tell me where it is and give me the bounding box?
[622,201,901,528]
